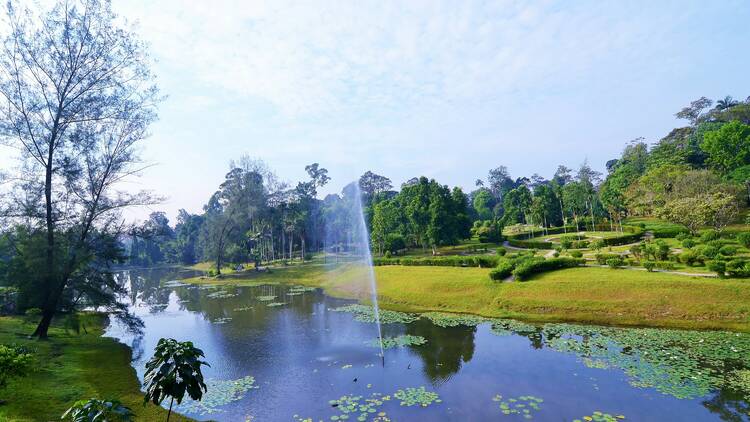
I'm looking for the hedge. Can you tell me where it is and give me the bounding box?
[372,255,500,268]
[512,257,586,281]
[507,225,644,249]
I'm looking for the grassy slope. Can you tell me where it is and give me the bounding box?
[186,263,750,332]
[0,314,193,422]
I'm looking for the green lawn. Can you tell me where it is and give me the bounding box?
[0,314,193,422]
[186,263,750,332]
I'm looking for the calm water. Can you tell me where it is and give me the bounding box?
[106,267,750,421]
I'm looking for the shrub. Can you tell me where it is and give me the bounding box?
[707,260,726,278]
[679,251,699,266]
[681,239,697,249]
[700,230,721,243]
[726,259,750,278]
[512,257,585,281]
[374,255,500,268]
[655,240,670,261]
[384,233,406,254]
[595,253,620,265]
[655,261,676,271]
[569,250,583,258]
[719,245,738,257]
[606,256,624,268]
[737,232,750,248]
[697,245,720,259]
[384,251,392,258]
[489,255,535,281]
[0,344,34,389]
[62,399,134,422]
[553,251,560,258]
[629,243,642,258]
[572,240,590,249]
[560,238,573,250]
[496,247,507,256]
[643,261,656,272]
[590,239,605,251]
[675,232,691,242]
[626,258,639,266]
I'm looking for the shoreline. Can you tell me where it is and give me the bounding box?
[179,262,750,333]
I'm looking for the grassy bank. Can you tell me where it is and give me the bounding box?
[186,263,750,332]
[0,314,192,422]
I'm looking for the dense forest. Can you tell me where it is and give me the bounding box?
[123,95,750,269]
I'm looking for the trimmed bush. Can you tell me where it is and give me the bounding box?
[655,261,676,271]
[726,259,750,278]
[373,255,500,267]
[700,230,721,243]
[595,253,620,265]
[681,238,697,249]
[719,245,738,257]
[606,256,624,268]
[512,257,585,281]
[569,250,583,258]
[496,247,507,256]
[707,260,726,278]
[643,261,656,272]
[737,232,750,248]
[679,250,700,266]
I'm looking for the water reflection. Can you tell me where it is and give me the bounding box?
[107,267,750,422]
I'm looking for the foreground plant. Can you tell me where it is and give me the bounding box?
[61,398,134,422]
[0,344,33,396]
[143,338,210,422]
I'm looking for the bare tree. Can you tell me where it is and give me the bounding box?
[0,0,160,338]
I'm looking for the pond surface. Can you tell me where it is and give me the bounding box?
[106,267,750,421]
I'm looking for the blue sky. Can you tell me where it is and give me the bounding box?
[94,1,750,220]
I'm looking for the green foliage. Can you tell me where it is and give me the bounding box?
[0,344,33,389]
[177,376,258,415]
[606,257,625,268]
[143,338,209,412]
[707,260,726,278]
[681,238,696,249]
[373,255,499,268]
[569,250,583,258]
[492,394,543,417]
[643,261,656,272]
[655,261,676,271]
[61,399,134,422]
[736,232,750,248]
[679,251,701,266]
[393,387,441,407]
[370,335,427,349]
[700,230,721,243]
[595,254,620,265]
[496,246,507,256]
[512,257,585,281]
[719,245,737,256]
[701,121,750,173]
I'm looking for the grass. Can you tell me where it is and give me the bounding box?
[185,262,750,332]
[0,314,193,422]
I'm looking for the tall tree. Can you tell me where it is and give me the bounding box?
[0,0,160,338]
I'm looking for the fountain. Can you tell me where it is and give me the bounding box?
[325,182,385,363]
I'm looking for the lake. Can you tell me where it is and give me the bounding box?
[105,267,750,421]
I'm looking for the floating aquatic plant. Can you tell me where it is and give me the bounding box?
[266,302,286,307]
[212,317,232,324]
[233,306,253,311]
[288,285,316,293]
[256,295,276,301]
[178,375,258,415]
[421,312,487,327]
[330,304,419,324]
[572,411,625,422]
[163,280,187,287]
[367,335,427,349]
[206,290,237,299]
[393,387,441,407]
[727,369,750,400]
[492,394,543,419]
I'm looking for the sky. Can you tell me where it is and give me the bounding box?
[4,0,750,222]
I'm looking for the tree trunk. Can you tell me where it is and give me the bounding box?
[167,396,174,422]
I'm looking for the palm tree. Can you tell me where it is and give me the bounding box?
[715,95,739,111]
[62,399,134,421]
[143,338,209,422]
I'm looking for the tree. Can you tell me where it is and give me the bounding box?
[715,95,740,111]
[502,186,532,226]
[358,171,392,202]
[471,189,495,220]
[675,96,713,125]
[0,0,160,338]
[701,121,750,174]
[143,338,209,422]
[62,399,134,422]
[552,165,573,186]
[659,192,739,234]
[487,166,515,200]
[369,199,401,255]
